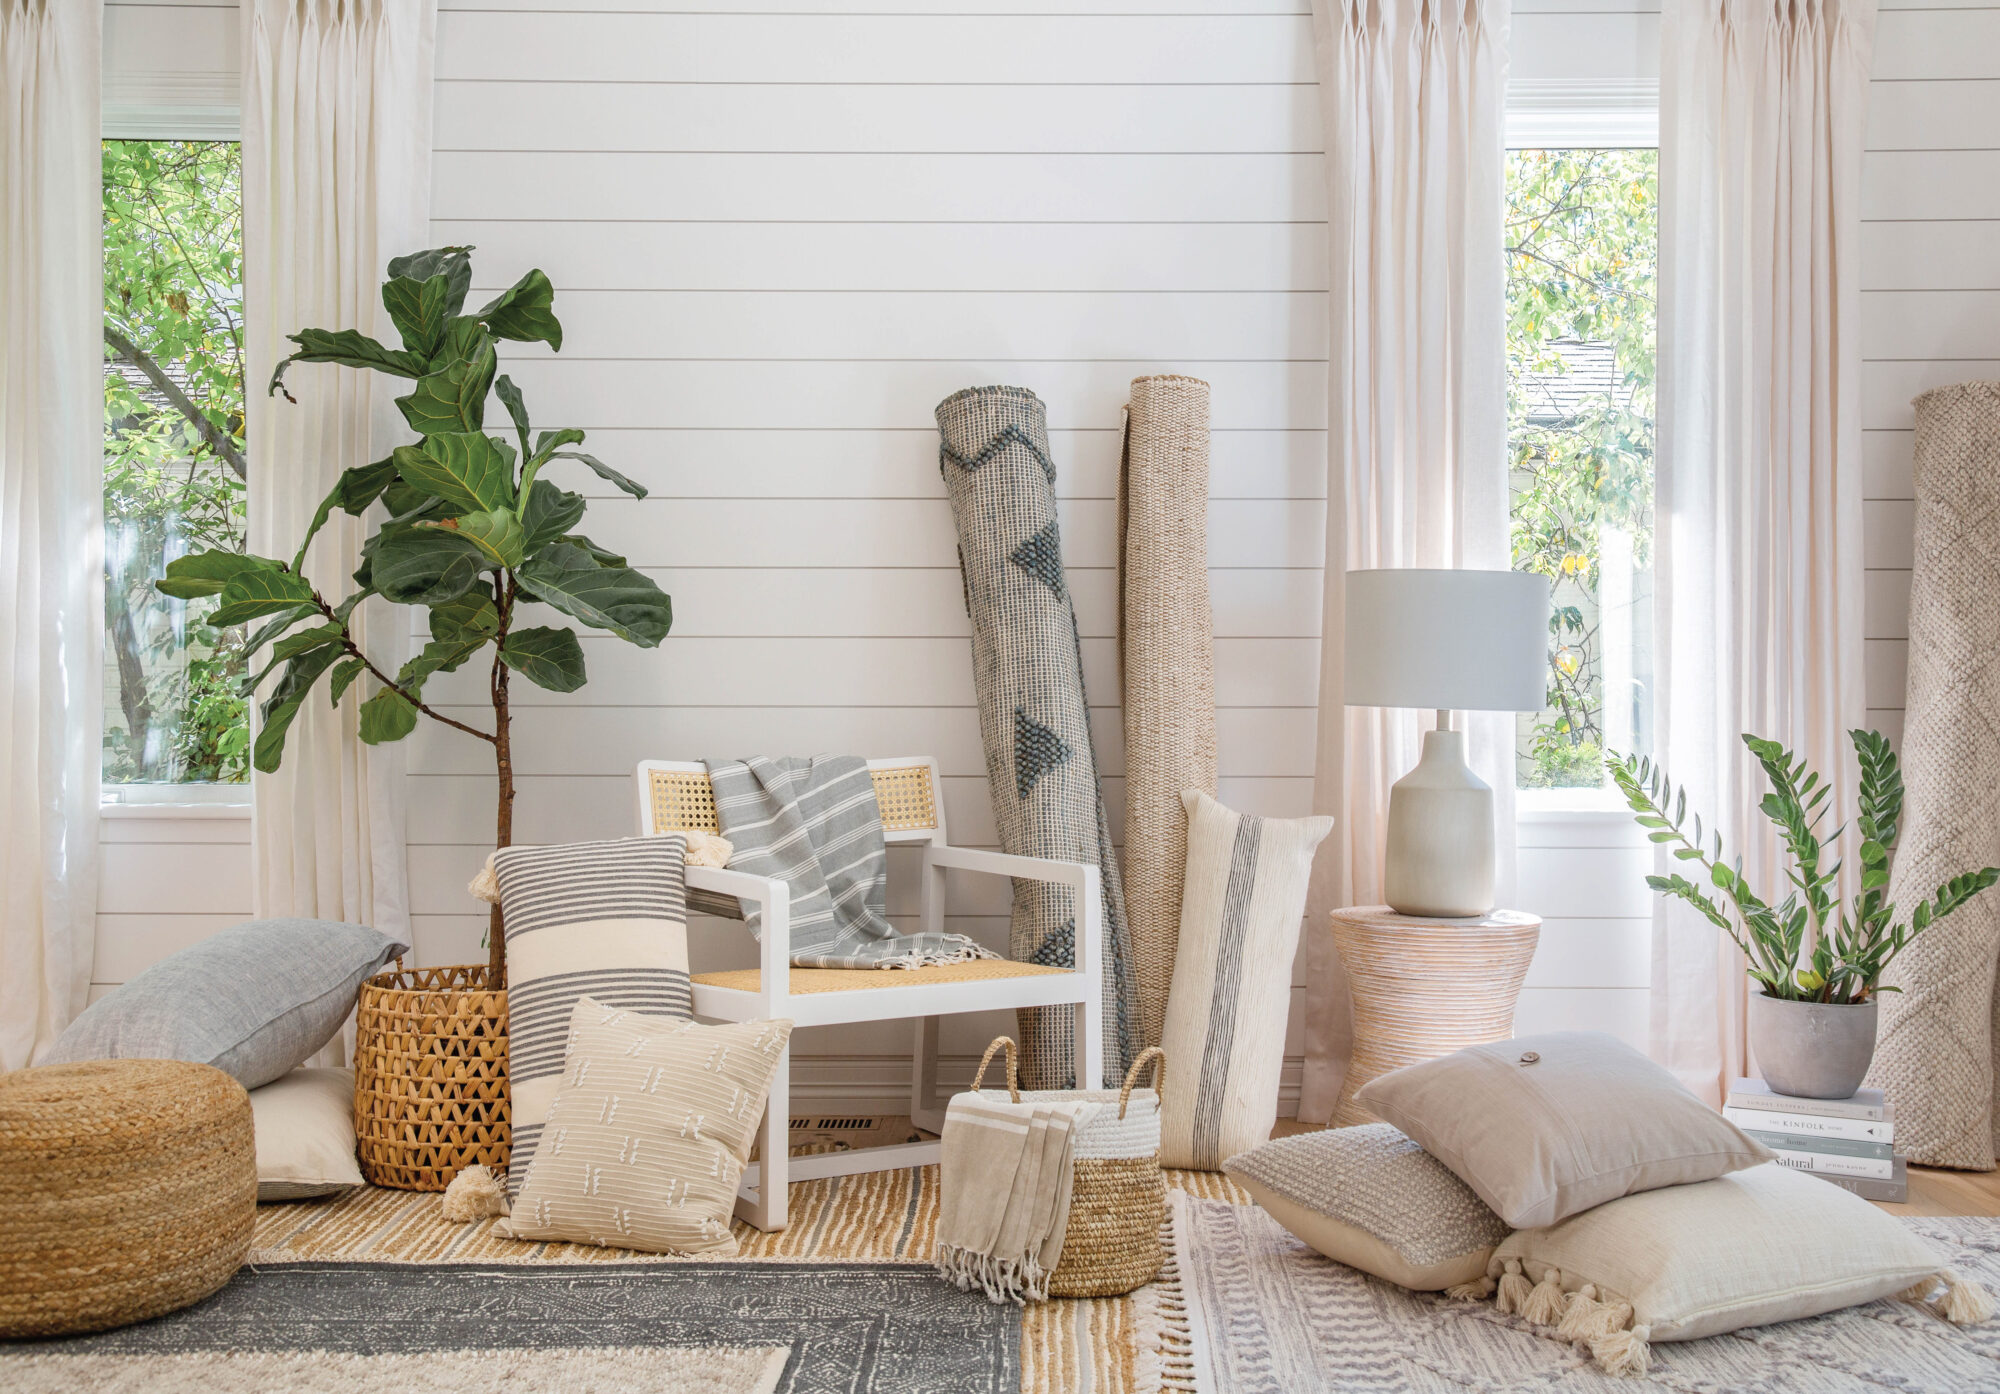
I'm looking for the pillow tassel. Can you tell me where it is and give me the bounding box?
[1938,1270,1995,1325]
[1588,1322,1651,1377]
[1555,1283,1605,1342]
[1495,1258,1533,1315]
[441,1164,510,1222]
[1445,1275,1496,1302]
[1520,1266,1567,1326]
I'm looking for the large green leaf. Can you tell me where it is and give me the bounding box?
[395,319,497,434]
[501,626,587,692]
[549,449,647,499]
[383,272,452,359]
[478,268,563,351]
[358,688,419,745]
[517,542,673,647]
[393,432,515,512]
[419,508,525,568]
[242,605,318,656]
[386,247,473,316]
[328,657,368,706]
[495,374,532,459]
[156,548,279,600]
[364,525,487,605]
[208,567,317,628]
[253,645,344,772]
[338,457,401,515]
[559,532,628,568]
[520,480,586,555]
[430,589,500,646]
[271,624,345,661]
[382,482,448,524]
[269,328,423,399]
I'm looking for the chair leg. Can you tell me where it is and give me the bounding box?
[910,1016,945,1134]
[740,1042,790,1232]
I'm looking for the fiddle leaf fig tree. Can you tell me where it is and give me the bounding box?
[156,247,672,983]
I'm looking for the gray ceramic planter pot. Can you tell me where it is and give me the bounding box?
[1748,994,1879,1099]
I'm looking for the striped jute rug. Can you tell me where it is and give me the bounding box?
[251,1165,1252,1394]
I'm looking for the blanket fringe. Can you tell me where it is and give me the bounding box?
[934,1242,1050,1305]
[1445,1275,1495,1302]
[1485,1262,1652,1376]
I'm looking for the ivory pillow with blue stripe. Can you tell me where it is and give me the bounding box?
[495,835,693,1198]
[1159,790,1333,1170]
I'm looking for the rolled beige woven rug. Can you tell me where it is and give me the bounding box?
[1866,381,2000,1170]
[1118,375,1218,1053]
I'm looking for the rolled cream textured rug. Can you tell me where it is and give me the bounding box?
[1118,375,1218,1054]
[1867,381,2000,1170]
[937,385,1139,1087]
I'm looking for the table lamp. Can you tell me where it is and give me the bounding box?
[1343,568,1551,918]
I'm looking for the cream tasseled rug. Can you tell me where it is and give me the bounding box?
[250,1164,1252,1394]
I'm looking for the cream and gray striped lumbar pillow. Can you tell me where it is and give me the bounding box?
[494,836,694,1199]
[500,999,794,1256]
[1159,790,1332,1170]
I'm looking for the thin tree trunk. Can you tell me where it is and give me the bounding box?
[488,585,514,985]
[109,597,154,771]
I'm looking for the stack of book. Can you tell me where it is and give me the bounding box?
[1723,1077,1905,1203]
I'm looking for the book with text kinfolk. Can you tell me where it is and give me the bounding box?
[1818,1158,1909,1204]
[1770,1149,1896,1180]
[1742,1128,1894,1161]
[1727,1078,1887,1121]
[1726,1106,1895,1144]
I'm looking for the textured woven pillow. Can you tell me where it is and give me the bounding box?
[1159,790,1332,1170]
[1479,1162,1991,1376]
[249,1067,362,1201]
[500,999,794,1256]
[495,836,694,1198]
[1355,1030,1771,1228]
[1225,1123,1509,1291]
[45,918,407,1088]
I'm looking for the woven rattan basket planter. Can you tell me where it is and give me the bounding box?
[354,963,511,1191]
[971,1038,1168,1298]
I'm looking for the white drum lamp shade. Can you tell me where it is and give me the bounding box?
[1344,570,1551,917]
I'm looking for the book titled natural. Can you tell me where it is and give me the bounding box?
[1727,1077,1886,1121]
[1725,1106,1894,1144]
[1768,1149,1896,1180]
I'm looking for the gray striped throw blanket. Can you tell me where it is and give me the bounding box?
[704,755,996,969]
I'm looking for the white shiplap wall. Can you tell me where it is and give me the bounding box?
[90,0,1980,1109]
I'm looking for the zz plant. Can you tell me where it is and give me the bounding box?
[1611,730,1999,1005]
[156,247,673,982]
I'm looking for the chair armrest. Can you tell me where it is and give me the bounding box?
[686,866,791,1007]
[921,846,1101,989]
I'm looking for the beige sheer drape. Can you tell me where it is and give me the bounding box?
[242,0,434,1001]
[2,0,100,1070]
[1298,0,1514,1122]
[1652,0,1873,1103]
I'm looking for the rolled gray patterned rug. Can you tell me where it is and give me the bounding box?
[937,385,1138,1087]
[1118,375,1218,1054]
[1866,381,2000,1170]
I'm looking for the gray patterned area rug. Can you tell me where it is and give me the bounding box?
[1173,1194,2000,1392]
[0,1260,1017,1394]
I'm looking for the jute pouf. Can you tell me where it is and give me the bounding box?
[0,1059,256,1338]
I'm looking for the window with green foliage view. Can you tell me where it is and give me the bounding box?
[1507,148,1658,790]
[103,140,249,784]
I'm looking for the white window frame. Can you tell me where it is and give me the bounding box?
[1505,79,1659,820]
[101,67,247,811]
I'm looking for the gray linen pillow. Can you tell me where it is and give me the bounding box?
[1225,1123,1510,1291]
[1355,1030,1771,1228]
[45,918,408,1088]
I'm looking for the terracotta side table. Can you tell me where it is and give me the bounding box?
[1328,906,1541,1128]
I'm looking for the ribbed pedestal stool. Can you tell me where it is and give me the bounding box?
[0,1058,257,1338]
[1327,906,1541,1128]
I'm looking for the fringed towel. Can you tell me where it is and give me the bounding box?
[705,754,995,969]
[935,1091,1095,1303]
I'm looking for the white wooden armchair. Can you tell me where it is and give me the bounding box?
[634,756,1104,1231]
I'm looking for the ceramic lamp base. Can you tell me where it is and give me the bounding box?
[1383,727,1496,918]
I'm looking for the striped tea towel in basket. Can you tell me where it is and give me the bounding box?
[938,1037,1168,1301]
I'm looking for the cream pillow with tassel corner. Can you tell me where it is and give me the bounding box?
[1159,790,1333,1170]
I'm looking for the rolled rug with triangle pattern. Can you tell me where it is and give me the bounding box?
[937,385,1139,1087]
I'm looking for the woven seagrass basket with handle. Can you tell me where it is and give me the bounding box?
[970,1036,1168,1297]
[352,960,510,1191]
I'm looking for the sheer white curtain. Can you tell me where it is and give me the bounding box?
[1653,0,1873,1102]
[1,0,100,1070]
[1298,0,1513,1122]
[242,0,434,978]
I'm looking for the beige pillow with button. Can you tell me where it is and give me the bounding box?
[1355,1031,1771,1229]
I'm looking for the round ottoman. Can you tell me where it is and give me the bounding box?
[0,1059,257,1338]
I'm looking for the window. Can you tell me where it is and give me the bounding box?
[102,139,249,787]
[1506,147,1658,791]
